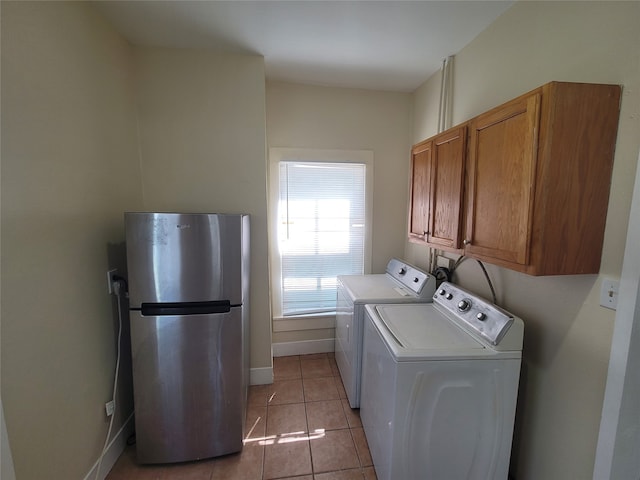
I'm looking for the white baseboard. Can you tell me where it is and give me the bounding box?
[272,338,335,357]
[250,366,274,385]
[84,412,135,480]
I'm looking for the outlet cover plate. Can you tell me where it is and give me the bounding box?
[436,255,453,270]
[107,269,117,294]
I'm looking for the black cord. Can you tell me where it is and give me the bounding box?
[476,260,497,304]
[432,266,452,286]
[452,255,466,271]
[450,255,498,304]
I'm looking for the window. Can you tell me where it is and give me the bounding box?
[269,148,373,323]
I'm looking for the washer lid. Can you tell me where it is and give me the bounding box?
[339,274,433,303]
[339,274,402,300]
[376,304,485,351]
[368,304,522,361]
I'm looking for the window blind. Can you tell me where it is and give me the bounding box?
[278,161,366,316]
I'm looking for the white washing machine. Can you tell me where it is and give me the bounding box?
[335,258,436,408]
[360,282,523,480]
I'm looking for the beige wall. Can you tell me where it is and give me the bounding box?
[1,8,273,477]
[1,2,143,478]
[407,2,640,479]
[133,48,272,372]
[266,82,412,343]
[5,1,638,478]
[1,7,273,477]
[266,82,412,274]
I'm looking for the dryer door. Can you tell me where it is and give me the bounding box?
[334,284,359,407]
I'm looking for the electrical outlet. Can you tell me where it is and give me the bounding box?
[436,255,453,270]
[600,277,619,310]
[105,400,115,417]
[106,269,117,294]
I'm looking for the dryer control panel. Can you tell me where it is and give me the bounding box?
[385,258,435,297]
[433,282,514,346]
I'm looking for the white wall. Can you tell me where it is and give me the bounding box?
[133,47,273,373]
[266,82,412,344]
[595,150,640,479]
[1,2,143,478]
[407,2,640,479]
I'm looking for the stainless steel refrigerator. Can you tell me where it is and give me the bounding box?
[124,212,250,464]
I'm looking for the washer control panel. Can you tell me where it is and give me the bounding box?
[433,282,514,345]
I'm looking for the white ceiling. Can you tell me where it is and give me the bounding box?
[94,1,513,92]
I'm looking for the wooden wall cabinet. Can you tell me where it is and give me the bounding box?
[464,91,541,269]
[409,125,466,250]
[409,81,622,276]
[408,139,431,244]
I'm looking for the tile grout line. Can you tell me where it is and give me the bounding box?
[265,353,374,480]
[304,400,315,479]
[267,355,307,480]
[261,390,269,480]
[301,364,316,479]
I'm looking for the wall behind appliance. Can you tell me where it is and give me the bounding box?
[266,81,412,345]
[132,48,273,377]
[1,2,143,478]
[405,2,640,480]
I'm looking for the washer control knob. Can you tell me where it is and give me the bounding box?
[438,289,446,296]
[458,300,471,311]
[476,312,487,321]
[413,277,420,283]
[398,267,407,275]
[445,293,453,300]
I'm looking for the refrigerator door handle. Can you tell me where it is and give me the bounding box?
[139,300,232,316]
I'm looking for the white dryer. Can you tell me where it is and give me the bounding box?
[335,258,436,408]
[360,282,523,480]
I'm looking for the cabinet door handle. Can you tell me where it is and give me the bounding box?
[423,231,429,236]
[463,239,471,245]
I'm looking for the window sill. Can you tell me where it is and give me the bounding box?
[273,314,336,332]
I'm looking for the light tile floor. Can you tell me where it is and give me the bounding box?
[106,353,377,480]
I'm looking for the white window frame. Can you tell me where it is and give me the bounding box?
[268,147,373,331]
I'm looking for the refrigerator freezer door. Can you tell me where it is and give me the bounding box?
[125,213,247,306]
[130,308,245,464]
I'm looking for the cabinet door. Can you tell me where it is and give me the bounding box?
[428,126,466,250]
[464,93,541,265]
[408,140,431,243]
